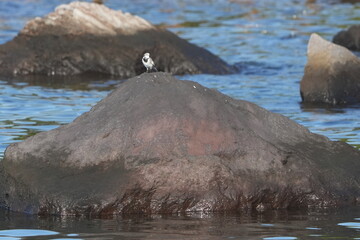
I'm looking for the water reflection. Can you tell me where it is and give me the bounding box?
[263,237,297,240]
[338,221,360,229]
[300,102,348,114]
[0,229,58,237]
[1,75,123,91]
[0,207,359,239]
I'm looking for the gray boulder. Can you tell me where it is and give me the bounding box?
[0,1,232,78]
[2,72,360,216]
[333,25,360,51]
[300,33,360,105]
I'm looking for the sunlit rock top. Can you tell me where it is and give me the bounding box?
[20,1,155,36]
[307,33,360,70]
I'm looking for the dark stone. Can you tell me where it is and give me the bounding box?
[0,2,233,78]
[337,0,360,3]
[2,72,360,216]
[333,25,360,51]
[315,0,360,4]
[300,33,360,105]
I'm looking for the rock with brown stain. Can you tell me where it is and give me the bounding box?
[1,72,360,216]
[300,33,360,105]
[0,1,232,78]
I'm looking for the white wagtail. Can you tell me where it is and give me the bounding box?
[142,53,158,73]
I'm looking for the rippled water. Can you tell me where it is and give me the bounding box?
[0,207,359,240]
[1,0,360,239]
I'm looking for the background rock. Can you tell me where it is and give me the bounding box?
[333,25,360,51]
[0,1,233,78]
[300,33,360,105]
[1,72,360,216]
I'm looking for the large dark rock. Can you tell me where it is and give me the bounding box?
[300,33,360,105]
[333,25,360,51]
[0,2,232,78]
[2,72,360,216]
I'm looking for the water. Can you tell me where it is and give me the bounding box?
[1,0,360,238]
[0,208,359,240]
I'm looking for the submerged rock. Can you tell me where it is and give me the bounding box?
[333,25,360,51]
[2,72,360,216]
[0,1,232,78]
[300,33,360,105]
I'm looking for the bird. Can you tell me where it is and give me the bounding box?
[142,53,158,73]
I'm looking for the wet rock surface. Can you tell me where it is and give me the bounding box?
[300,33,360,105]
[1,72,360,216]
[0,1,232,78]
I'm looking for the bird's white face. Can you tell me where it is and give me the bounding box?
[141,52,157,72]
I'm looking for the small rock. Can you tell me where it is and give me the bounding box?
[300,33,360,105]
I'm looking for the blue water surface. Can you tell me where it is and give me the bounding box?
[0,0,360,239]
